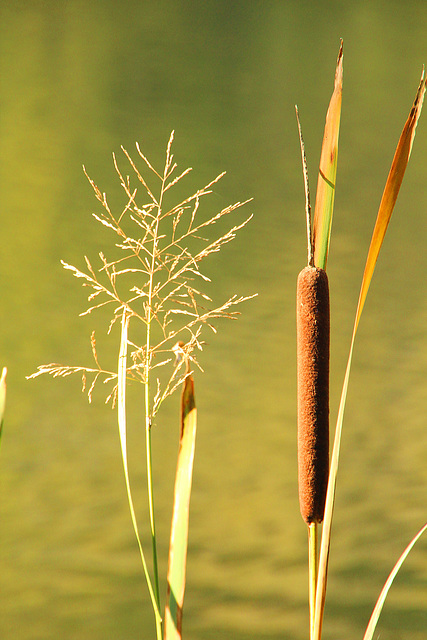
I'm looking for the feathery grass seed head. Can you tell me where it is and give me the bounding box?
[28,133,255,413]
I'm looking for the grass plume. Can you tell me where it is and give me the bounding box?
[29,131,255,408]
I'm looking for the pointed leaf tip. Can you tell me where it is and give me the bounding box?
[354,69,426,331]
[312,41,344,269]
[181,374,196,433]
[335,40,343,83]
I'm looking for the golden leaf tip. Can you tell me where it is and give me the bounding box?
[335,41,344,85]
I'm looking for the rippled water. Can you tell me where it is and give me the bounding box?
[1,2,427,638]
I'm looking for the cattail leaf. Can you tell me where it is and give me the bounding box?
[363,522,427,640]
[313,70,426,640]
[165,374,197,640]
[312,41,343,269]
[354,68,426,332]
[0,367,7,447]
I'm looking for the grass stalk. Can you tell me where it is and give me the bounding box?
[145,408,161,615]
[143,135,178,612]
[144,209,161,612]
[143,299,161,612]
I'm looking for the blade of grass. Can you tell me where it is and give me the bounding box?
[312,41,343,269]
[363,522,427,640]
[0,367,7,449]
[313,69,426,640]
[164,373,197,640]
[117,310,163,639]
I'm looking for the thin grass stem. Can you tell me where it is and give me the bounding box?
[143,172,164,613]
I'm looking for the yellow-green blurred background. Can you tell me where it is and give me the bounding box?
[1,1,426,638]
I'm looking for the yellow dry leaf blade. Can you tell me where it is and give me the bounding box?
[312,69,426,640]
[165,374,197,640]
[354,68,426,332]
[313,41,343,269]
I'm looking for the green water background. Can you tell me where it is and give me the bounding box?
[1,1,426,638]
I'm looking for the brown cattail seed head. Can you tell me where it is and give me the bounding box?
[297,266,330,524]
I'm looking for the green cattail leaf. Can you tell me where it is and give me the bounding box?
[363,522,427,640]
[312,41,343,269]
[0,367,7,447]
[165,374,197,640]
[313,70,426,640]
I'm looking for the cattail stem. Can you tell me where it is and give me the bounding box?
[297,266,330,525]
[308,522,318,639]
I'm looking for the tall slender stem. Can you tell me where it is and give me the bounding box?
[308,522,318,640]
[144,161,170,629]
[145,244,161,614]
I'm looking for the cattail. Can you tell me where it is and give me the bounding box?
[297,266,330,524]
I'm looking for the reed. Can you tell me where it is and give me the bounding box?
[296,42,426,640]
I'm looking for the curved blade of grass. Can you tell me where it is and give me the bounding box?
[117,310,162,638]
[363,522,427,640]
[164,373,197,640]
[312,41,343,269]
[313,69,426,640]
[0,367,7,449]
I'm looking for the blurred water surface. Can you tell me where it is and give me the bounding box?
[1,1,427,639]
